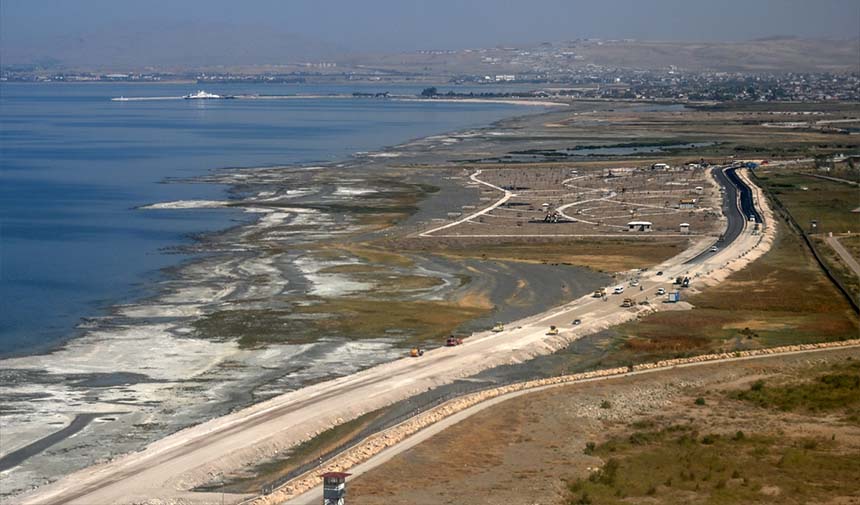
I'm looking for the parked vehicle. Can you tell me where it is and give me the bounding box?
[572,319,582,326]
[546,325,560,335]
[656,287,666,295]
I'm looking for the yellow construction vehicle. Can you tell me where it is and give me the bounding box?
[492,322,505,332]
[546,325,560,336]
[409,348,424,357]
[593,288,606,298]
[621,298,635,308]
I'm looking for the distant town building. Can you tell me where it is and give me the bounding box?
[680,223,691,234]
[678,198,697,209]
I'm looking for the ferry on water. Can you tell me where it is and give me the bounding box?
[183,90,223,100]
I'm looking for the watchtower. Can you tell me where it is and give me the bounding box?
[322,472,351,505]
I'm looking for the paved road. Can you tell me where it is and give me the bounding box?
[686,166,756,264]
[19,168,767,505]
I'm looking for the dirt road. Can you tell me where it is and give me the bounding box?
[826,235,860,278]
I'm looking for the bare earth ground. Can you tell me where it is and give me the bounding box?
[348,347,860,505]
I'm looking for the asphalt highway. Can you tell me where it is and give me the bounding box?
[686,165,754,265]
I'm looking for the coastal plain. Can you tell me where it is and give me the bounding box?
[3,98,859,504]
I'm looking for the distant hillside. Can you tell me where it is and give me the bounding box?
[346,38,860,75]
[2,28,856,74]
[571,38,860,72]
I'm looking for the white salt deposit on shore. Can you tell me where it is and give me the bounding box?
[141,200,230,210]
[333,187,378,196]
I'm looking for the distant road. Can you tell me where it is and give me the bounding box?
[826,235,860,279]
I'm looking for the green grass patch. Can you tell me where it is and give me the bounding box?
[601,219,859,367]
[568,423,860,505]
[731,362,860,413]
[755,169,860,235]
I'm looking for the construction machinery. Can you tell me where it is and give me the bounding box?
[492,322,505,332]
[546,325,560,336]
[621,298,635,308]
[593,288,607,298]
[445,336,463,346]
[409,348,424,357]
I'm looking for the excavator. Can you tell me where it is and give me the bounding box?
[546,325,560,336]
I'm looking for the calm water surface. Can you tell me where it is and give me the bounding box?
[0,82,526,355]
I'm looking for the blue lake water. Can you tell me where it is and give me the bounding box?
[0,83,526,356]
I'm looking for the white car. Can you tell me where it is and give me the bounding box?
[630,280,640,287]
[656,288,666,295]
[709,246,719,252]
[613,286,625,294]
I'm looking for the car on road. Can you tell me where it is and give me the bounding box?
[656,288,666,295]
[656,271,663,276]
[572,319,582,326]
[630,280,640,287]
[613,286,625,294]
[709,246,719,252]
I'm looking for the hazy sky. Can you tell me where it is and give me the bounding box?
[2,0,858,65]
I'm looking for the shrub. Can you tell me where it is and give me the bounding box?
[695,397,706,406]
[600,400,612,409]
[584,441,596,454]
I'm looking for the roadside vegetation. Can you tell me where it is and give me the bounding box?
[568,425,860,505]
[753,164,860,304]
[601,219,858,367]
[731,360,860,420]
[567,361,860,505]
